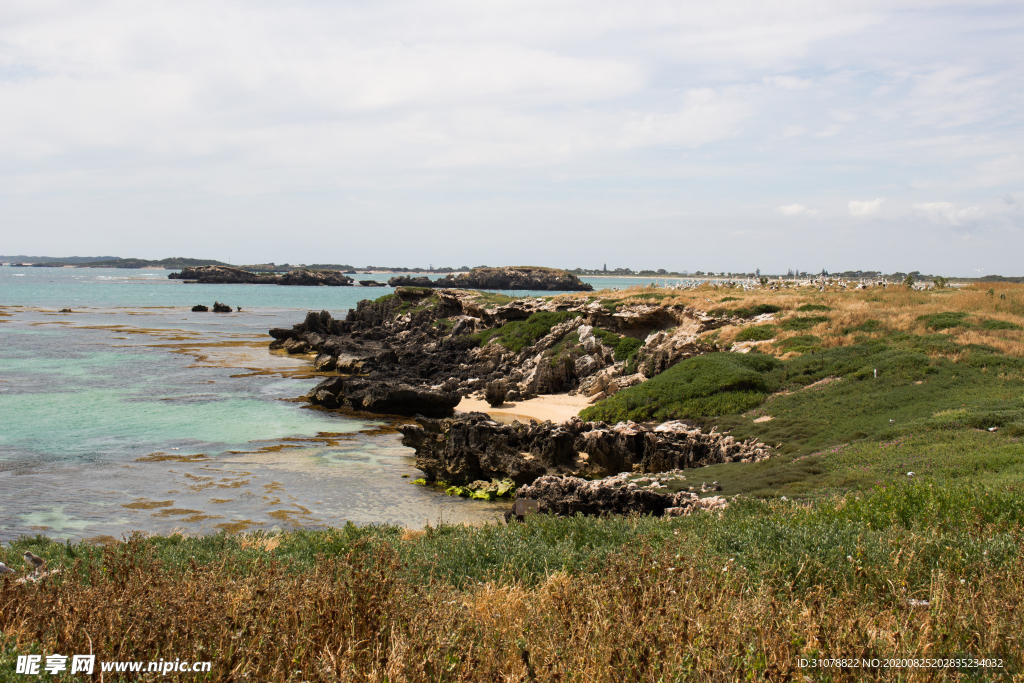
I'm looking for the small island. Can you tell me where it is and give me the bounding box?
[388,266,593,291]
[169,265,354,286]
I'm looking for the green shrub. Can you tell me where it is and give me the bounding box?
[709,304,782,318]
[843,319,882,333]
[917,311,971,330]
[592,328,643,363]
[796,304,831,312]
[779,315,830,331]
[475,311,580,353]
[580,352,781,422]
[735,325,777,342]
[979,319,1023,331]
[774,335,822,354]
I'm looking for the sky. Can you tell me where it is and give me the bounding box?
[0,0,1022,275]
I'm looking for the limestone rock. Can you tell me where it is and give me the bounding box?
[307,376,459,417]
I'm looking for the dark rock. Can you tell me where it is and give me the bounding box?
[308,377,460,417]
[388,267,592,292]
[400,415,772,486]
[484,380,507,407]
[515,473,728,517]
[191,304,209,312]
[359,280,386,287]
[387,276,434,287]
[59,308,72,313]
[283,338,311,354]
[313,352,337,372]
[212,301,231,313]
[170,266,353,286]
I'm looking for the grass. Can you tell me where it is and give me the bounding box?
[708,303,782,318]
[778,315,830,331]
[734,324,777,342]
[473,311,581,353]
[1,484,1021,680]
[580,352,782,422]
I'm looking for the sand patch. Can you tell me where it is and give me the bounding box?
[457,393,590,424]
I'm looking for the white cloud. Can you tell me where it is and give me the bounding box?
[619,87,752,148]
[849,198,885,217]
[763,75,812,90]
[913,202,984,225]
[777,204,817,217]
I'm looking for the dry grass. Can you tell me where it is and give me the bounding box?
[2,534,1020,681]
[582,283,1024,358]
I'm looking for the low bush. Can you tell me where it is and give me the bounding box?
[917,311,972,330]
[796,303,831,312]
[980,318,1023,331]
[734,325,777,342]
[474,311,580,353]
[708,303,782,318]
[779,315,830,331]
[580,352,781,422]
[591,328,643,367]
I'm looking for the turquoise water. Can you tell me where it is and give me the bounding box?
[0,267,688,540]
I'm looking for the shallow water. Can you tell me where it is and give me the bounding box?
[0,270,510,540]
[0,267,699,540]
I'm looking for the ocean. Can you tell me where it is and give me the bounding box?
[0,267,682,541]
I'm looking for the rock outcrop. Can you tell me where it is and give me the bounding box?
[267,290,724,405]
[212,301,232,312]
[308,376,460,418]
[399,413,771,485]
[170,266,353,286]
[389,267,593,292]
[513,472,728,518]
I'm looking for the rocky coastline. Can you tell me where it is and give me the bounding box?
[170,265,354,286]
[399,413,770,486]
[266,276,776,516]
[388,266,593,291]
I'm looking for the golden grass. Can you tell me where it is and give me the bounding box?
[583,283,1024,358]
[2,540,1019,681]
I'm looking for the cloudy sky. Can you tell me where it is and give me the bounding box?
[1,0,1022,275]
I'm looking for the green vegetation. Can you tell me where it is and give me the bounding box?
[474,311,581,353]
[774,334,822,353]
[585,329,1024,500]
[778,314,830,331]
[708,303,781,318]
[980,318,1023,331]
[2,484,1021,679]
[796,303,831,312]
[590,328,644,371]
[843,318,883,333]
[734,324,777,342]
[917,311,971,330]
[581,352,782,423]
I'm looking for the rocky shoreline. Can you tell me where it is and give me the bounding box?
[399,413,770,485]
[267,272,771,517]
[170,265,354,286]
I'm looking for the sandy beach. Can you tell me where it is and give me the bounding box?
[456,392,590,424]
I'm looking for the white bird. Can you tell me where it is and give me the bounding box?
[23,551,46,575]
[0,562,14,574]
